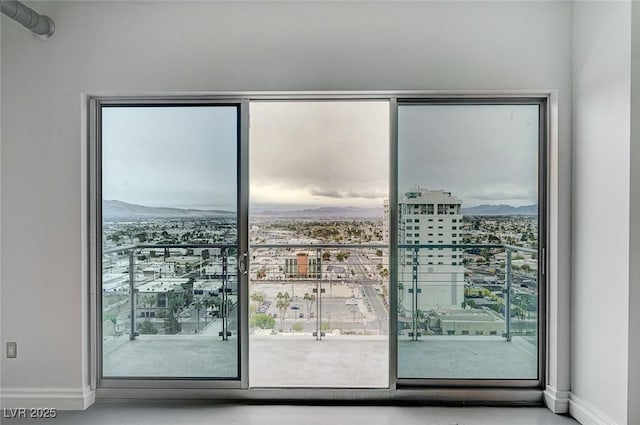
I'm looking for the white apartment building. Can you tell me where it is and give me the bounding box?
[399,188,464,312]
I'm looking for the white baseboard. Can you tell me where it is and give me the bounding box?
[569,393,619,425]
[544,385,570,414]
[0,386,95,410]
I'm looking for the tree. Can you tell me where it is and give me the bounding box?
[193,299,204,332]
[163,314,181,334]
[142,295,155,318]
[139,319,158,334]
[276,292,291,332]
[380,268,389,279]
[398,282,405,306]
[181,278,194,305]
[376,249,383,257]
[202,298,215,324]
[322,251,331,262]
[250,313,275,329]
[336,251,350,262]
[164,291,184,335]
[303,292,316,320]
[250,293,265,310]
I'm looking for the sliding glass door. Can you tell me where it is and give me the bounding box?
[395,100,545,384]
[92,94,546,393]
[248,100,390,388]
[98,103,242,381]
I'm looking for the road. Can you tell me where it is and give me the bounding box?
[346,253,375,279]
[361,282,387,319]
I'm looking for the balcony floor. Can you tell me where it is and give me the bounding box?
[104,322,537,384]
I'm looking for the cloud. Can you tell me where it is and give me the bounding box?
[310,188,387,200]
[467,185,536,202]
[250,101,389,208]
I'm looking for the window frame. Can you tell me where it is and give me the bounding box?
[88,92,553,403]
[89,97,250,390]
[393,97,547,389]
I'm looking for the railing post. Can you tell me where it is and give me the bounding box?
[312,248,326,340]
[129,249,137,340]
[316,248,322,341]
[220,247,229,341]
[411,247,419,341]
[314,277,321,341]
[505,248,512,341]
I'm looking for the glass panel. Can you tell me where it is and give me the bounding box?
[249,101,389,387]
[101,105,239,379]
[397,103,539,380]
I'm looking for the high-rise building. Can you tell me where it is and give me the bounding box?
[398,188,464,313]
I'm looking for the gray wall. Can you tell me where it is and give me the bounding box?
[629,2,640,424]
[1,0,573,409]
[571,2,632,425]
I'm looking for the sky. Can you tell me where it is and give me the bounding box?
[102,105,238,211]
[102,101,538,211]
[249,101,389,210]
[398,104,539,207]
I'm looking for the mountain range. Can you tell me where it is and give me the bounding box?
[254,206,384,218]
[462,204,538,215]
[103,200,537,218]
[103,200,235,218]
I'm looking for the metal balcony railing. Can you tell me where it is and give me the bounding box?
[396,243,537,341]
[103,244,237,341]
[102,242,538,342]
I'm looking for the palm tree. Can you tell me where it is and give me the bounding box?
[202,298,215,324]
[181,277,194,305]
[164,291,184,335]
[142,295,155,319]
[303,292,316,320]
[250,293,265,311]
[193,299,204,332]
[276,292,291,332]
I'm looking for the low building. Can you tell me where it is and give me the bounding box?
[284,252,321,278]
[426,308,505,336]
[136,278,188,317]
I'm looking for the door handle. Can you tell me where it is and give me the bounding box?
[238,252,248,275]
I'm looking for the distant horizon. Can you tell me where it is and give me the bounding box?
[103,198,537,213]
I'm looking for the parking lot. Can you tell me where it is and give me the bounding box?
[251,281,387,334]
